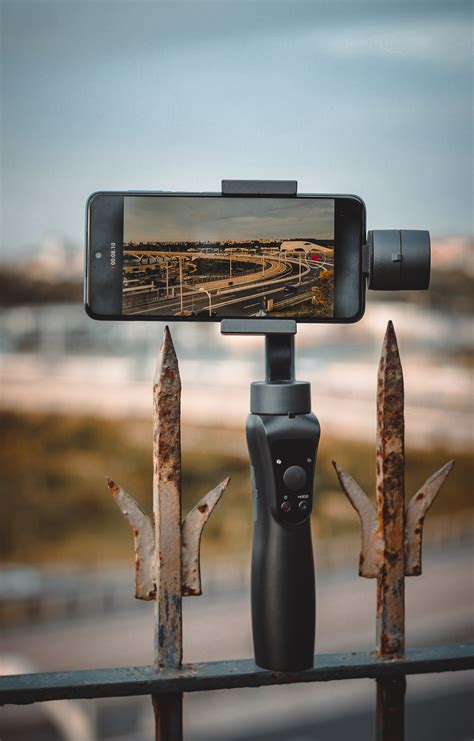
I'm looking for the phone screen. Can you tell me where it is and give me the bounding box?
[86,192,365,323]
[122,196,335,319]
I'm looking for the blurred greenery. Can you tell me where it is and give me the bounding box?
[0,411,471,563]
[0,268,83,305]
[367,268,474,315]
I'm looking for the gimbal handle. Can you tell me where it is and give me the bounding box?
[222,319,318,672]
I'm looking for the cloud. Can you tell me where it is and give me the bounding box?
[314,18,472,66]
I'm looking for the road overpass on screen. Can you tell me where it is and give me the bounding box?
[122,246,333,317]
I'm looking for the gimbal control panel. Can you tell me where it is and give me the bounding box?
[270,438,315,524]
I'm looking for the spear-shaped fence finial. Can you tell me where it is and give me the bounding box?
[333,320,454,740]
[106,325,230,650]
[332,321,454,652]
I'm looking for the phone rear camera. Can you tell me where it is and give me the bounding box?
[95,251,102,259]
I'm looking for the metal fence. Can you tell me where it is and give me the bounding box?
[1,322,472,741]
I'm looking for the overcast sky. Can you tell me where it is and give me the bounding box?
[1,0,472,255]
[124,196,334,241]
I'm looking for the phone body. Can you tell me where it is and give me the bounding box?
[85,191,366,323]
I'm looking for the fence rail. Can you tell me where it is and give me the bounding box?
[1,644,472,706]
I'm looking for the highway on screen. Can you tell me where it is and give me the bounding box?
[122,241,334,317]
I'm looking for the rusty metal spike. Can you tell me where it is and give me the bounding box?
[106,479,155,600]
[332,462,381,577]
[376,321,405,658]
[153,325,183,669]
[154,325,181,389]
[331,319,456,734]
[377,320,404,476]
[405,460,454,576]
[181,478,231,596]
[106,325,231,738]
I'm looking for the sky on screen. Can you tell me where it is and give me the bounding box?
[123,196,334,242]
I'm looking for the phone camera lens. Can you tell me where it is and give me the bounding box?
[95,251,102,259]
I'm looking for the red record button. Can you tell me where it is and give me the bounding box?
[280,501,291,512]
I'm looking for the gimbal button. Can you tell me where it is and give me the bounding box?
[283,465,307,491]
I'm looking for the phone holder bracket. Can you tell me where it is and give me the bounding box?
[220,179,303,413]
[221,319,310,415]
[221,319,296,336]
[221,180,298,197]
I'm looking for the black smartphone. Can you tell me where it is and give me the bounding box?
[85,191,366,323]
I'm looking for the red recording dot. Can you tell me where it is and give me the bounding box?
[281,501,291,512]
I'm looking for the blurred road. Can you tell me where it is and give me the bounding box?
[1,542,472,740]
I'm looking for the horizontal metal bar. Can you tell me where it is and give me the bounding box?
[1,644,472,706]
[220,319,297,335]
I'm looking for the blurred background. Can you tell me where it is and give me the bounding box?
[0,1,472,739]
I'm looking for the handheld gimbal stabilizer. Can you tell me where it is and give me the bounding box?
[222,318,317,672]
[221,180,431,673]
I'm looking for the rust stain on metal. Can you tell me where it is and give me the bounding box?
[332,462,381,577]
[405,460,454,575]
[153,326,183,669]
[181,478,230,596]
[106,479,155,600]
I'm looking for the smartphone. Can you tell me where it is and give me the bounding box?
[85,191,366,323]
